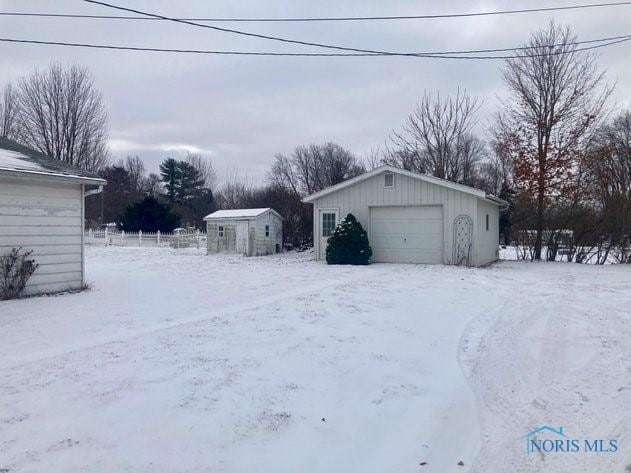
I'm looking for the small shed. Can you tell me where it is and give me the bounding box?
[0,137,106,295]
[204,208,283,256]
[302,165,507,266]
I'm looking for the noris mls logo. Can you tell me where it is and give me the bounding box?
[524,425,618,454]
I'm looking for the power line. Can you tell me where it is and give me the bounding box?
[0,35,629,59]
[80,0,631,57]
[3,1,631,22]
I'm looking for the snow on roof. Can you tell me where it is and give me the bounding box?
[0,137,106,184]
[204,208,273,220]
[0,149,47,171]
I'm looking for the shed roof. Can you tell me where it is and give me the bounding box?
[0,137,106,185]
[204,208,282,220]
[302,165,508,207]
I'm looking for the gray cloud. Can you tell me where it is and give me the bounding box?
[1,0,629,182]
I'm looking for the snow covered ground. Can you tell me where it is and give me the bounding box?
[1,247,630,473]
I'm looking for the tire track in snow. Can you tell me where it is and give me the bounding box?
[460,268,631,472]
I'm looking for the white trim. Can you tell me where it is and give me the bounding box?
[302,165,507,206]
[0,167,106,185]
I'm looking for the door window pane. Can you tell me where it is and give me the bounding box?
[321,212,336,237]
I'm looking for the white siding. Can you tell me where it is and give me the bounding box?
[254,212,282,255]
[475,199,500,265]
[312,170,486,265]
[0,176,84,295]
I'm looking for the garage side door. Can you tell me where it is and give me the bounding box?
[370,206,443,264]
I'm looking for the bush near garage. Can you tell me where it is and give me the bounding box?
[326,213,373,265]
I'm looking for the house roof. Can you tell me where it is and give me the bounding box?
[203,208,283,220]
[301,165,508,207]
[0,137,106,185]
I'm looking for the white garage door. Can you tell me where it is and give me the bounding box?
[370,206,443,264]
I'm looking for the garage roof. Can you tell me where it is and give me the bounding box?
[302,165,508,207]
[0,137,106,185]
[204,208,283,220]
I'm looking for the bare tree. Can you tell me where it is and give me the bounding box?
[15,63,109,171]
[185,152,217,189]
[496,21,611,260]
[386,89,483,184]
[217,167,252,208]
[586,110,631,259]
[362,146,384,170]
[122,155,146,192]
[269,142,364,196]
[0,84,19,139]
[142,173,163,197]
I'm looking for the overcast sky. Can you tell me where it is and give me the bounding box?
[1,0,630,183]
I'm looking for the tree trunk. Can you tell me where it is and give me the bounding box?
[534,167,546,260]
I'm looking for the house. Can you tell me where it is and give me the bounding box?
[0,137,106,295]
[204,208,283,256]
[302,165,507,266]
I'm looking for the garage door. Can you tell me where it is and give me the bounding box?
[370,206,443,263]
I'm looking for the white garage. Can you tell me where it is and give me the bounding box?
[303,165,507,266]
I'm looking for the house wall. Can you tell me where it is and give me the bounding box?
[311,170,496,265]
[206,221,237,253]
[475,199,500,265]
[0,176,84,295]
[254,212,282,255]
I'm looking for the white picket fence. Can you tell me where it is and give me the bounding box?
[85,228,206,249]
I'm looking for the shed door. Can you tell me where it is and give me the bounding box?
[235,220,249,255]
[370,206,443,264]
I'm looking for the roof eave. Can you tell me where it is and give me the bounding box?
[0,167,107,185]
[484,194,510,208]
[203,208,283,221]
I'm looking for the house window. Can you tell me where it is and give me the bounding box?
[384,172,394,188]
[321,212,336,237]
[486,214,489,231]
[265,225,270,237]
[218,225,224,237]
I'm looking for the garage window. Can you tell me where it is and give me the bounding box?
[321,212,337,237]
[218,225,224,237]
[384,172,394,188]
[486,214,489,231]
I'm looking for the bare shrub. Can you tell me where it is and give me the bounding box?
[1,248,39,300]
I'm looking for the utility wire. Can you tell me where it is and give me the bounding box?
[3,1,631,22]
[0,35,629,59]
[80,0,631,57]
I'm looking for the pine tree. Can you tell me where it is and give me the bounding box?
[159,158,181,203]
[326,213,373,265]
[177,161,204,202]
